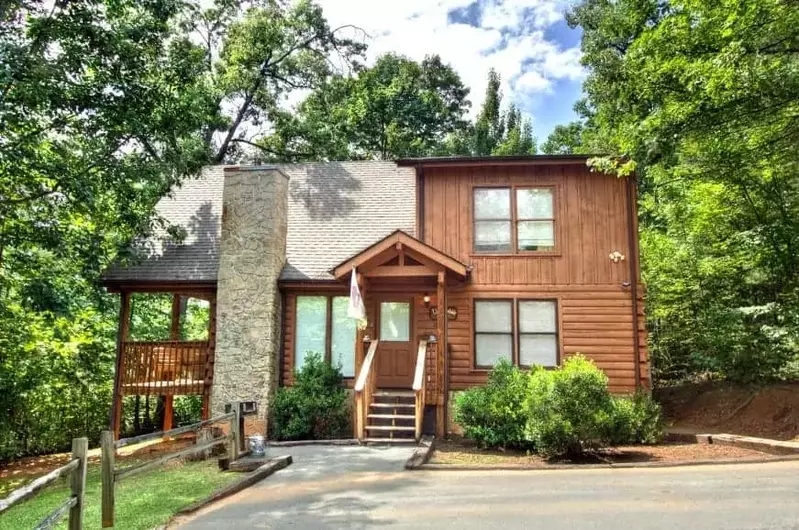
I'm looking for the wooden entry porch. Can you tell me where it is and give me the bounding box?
[331,230,468,441]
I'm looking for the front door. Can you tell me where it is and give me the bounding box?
[376,298,414,388]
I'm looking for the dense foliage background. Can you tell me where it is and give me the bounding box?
[550,0,799,384]
[1,0,796,459]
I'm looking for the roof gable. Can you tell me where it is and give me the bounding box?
[331,230,468,280]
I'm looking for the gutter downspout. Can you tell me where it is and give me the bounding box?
[625,175,642,390]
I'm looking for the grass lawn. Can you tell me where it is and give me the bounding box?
[0,459,241,530]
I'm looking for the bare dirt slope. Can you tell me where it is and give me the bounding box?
[656,381,799,440]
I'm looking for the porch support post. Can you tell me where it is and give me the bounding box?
[353,273,368,438]
[202,293,217,421]
[162,293,182,432]
[169,293,182,340]
[435,271,447,437]
[353,273,369,373]
[110,291,131,440]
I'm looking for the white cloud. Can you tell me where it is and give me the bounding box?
[314,0,585,125]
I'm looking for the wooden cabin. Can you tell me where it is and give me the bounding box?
[103,156,647,441]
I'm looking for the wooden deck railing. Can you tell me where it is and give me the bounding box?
[0,438,88,529]
[354,340,380,441]
[120,340,213,396]
[412,339,428,442]
[101,405,241,528]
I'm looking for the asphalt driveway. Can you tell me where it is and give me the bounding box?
[175,448,799,529]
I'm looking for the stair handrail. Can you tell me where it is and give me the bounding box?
[412,338,428,441]
[354,339,379,441]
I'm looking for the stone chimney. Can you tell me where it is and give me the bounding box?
[211,166,289,435]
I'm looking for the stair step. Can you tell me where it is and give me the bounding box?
[374,390,415,398]
[364,438,417,444]
[367,414,416,420]
[365,425,416,432]
[370,403,414,409]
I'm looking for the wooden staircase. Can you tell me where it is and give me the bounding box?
[364,390,417,444]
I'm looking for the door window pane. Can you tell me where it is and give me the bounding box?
[380,302,410,342]
[474,188,510,219]
[475,300,512,332]
[517,188,553,219]
[518,220,554,251]
[519,334,558,367]
[476,334,513,367]
[295,296,327,372]
[331,296,355,377]
[518,301,557,333]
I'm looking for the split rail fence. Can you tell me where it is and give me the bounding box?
[0,437,88,530]
[101,402,242,528]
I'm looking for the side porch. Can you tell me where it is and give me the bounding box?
[107,283,217,439]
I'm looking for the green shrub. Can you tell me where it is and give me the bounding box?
[525,355,615,457]
[269,353,350,440]
[453,359,530,448]
[606,392,664,445]
[456,355,666,458]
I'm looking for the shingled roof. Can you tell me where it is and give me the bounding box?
[103,161,417,284]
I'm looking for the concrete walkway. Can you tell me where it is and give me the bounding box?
[175,444,417,529]
[176,452,799,529]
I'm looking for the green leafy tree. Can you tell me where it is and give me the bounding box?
[472,69,505,155]
[0,0,364,458]
[261,53,471,160]
[541,121,586,154]
[567,0,799,383]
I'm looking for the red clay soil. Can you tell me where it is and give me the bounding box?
[430,440,769,467]
[656,381,799,441]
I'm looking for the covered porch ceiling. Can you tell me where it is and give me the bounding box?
[331,230,469,282]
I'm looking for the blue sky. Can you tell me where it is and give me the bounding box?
[316,0,585,143]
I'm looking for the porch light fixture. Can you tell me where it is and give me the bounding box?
[423,293,431,307]
[428,334,437,344]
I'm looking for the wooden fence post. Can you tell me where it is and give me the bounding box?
[101,431,115,528]
[230,401,241,462]
[69,437,88,530]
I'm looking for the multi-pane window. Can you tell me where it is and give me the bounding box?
[474,300,514,367]
[518,301,558,366]
[295,295,356,377]
[474,188,512,252]
[473,187,556,253]
[474,299,559,369]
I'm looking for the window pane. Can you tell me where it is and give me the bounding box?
[519,301,557,333]
[475,300,512,333]
[475,221,511,252]
[474,188,510,219]
[519,334,558,367]
[518,220,554,251]
[331,297,355,377]
[476,334,513,367]
[380,302,410,342]
[517,188,553,219]
[295,296,327,371]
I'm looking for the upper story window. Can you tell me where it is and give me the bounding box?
[473,187,556,253]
